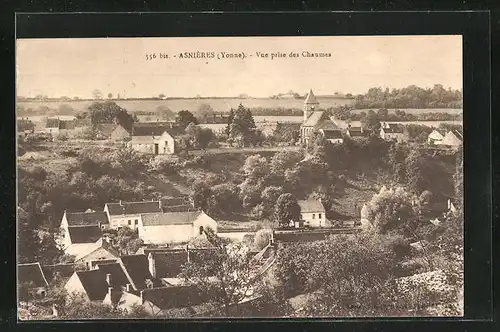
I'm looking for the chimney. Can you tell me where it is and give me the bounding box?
[126,283,133,292]
[140,290,144,304]
[119,200,122,206]
[148,253,156,278]
[107,286,113,297]
[106,273,112,286]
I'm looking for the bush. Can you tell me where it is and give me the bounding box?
[253,229,272,250]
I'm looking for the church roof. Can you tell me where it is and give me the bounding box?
[303,111,326,127]
[304,89,319,105]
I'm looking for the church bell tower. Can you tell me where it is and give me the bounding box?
[303,89,319,121]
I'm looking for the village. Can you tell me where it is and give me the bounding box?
[17,87,464,319]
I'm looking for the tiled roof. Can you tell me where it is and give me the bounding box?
[297,199,325,213]
[322,130,343,139]
[18,263,49,288]
[150,251,188,278]
[65,211,109,226]
[106,201,162,215]
[303,111,326,127]
[95,262,130,288]
[131,123,184,137]
[141,211,203,226]
[59,120,75,130]
[304,89,319,105]
[317,119,339,131]
[119,255,154,290]
[75,270,109,301]
[67,225,102,244]
[383,124,405,134]
[42,263,75,283]
[141,286,207,310]
[347,127,366,137]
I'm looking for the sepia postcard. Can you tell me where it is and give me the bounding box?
[16,35,464,320]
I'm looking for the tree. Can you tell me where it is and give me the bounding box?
[207,183,241,218]
[241,154,269,180]
[269,151,303,177]
[273,193,300,227]
[107,93,113,99]
[180,230,256,316]
[191,181,213,211]
[158,93,166,99]
[194,103,215,123]
[367,186,417,234]
[177,110,198,129]
[87,101,135,131]
[228,104,257,147]
[156,106,175,121]
[225,108,235,138]
[112,227,143,255]
[92,89,103,100]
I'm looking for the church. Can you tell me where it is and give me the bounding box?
[300,89,344,145]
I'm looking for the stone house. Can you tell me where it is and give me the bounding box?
[297,199,327,228]
[128,123,177,155]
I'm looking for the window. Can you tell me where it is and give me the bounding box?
[135,220,138,225]
[319,213,322,219]
[312,214,315,219]
[128,220,132,226]
[199,226,204,235]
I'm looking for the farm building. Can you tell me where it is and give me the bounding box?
[379,123,408,142]
[128,123,178,155]
[138,211,218,245]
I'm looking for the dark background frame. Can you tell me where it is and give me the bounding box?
[1,10,494,332]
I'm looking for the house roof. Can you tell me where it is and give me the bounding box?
[141,211,203,226]
[131,123,182,137]
[317,119,339,131]
[106,201,162,215]
[430,129,446,137]
[65,211,109,226]
[149,251,189,278]
[382,123,405,134]
[74,270,109,301]
[59,120,75,130]
[42,263,75,284]
[297,199,325,213]
[161,197,195,213]
[66,239,119,262]
[451,130,463,141]
[303,111,326,127]
[347,127,366,137]
[18,263,49,288]
[304,89,319,105]
[141,286,206,310]
[67,225,102,244]
[96,262,130,288]
[119,255,154,290]
[322,129,343,139]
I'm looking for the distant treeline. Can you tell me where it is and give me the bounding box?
[353,85,463,109]
[328,107,462,122]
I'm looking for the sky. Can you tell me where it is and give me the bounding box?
[16,36,462,99]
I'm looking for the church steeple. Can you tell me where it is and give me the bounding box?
[304,89,319,121]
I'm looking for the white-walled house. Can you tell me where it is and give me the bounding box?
[439,130,463,148]
[297,199,326,227]
[104,200,162,230]
[427,129,445,145]
[59,210,109,249]
[380,123,408,142]
[128,124,176,155]
[138,211,218,245]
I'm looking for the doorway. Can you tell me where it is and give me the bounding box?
[154,143,159,155]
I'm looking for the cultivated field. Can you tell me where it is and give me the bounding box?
[18,97,354,114]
